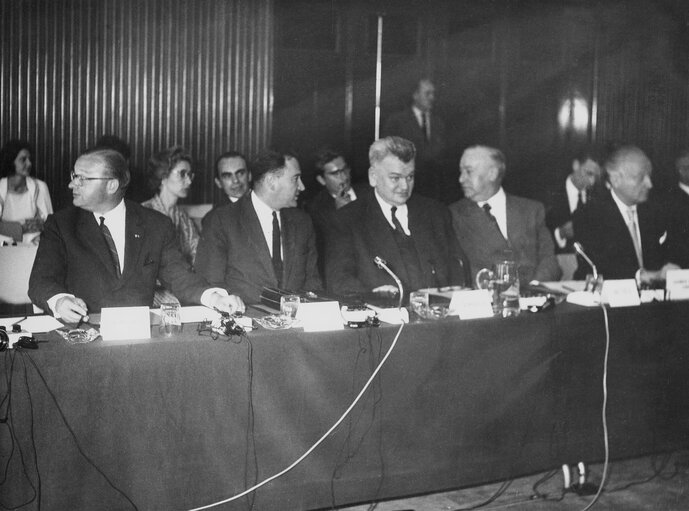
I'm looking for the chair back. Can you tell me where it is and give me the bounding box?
[0,244,38,304]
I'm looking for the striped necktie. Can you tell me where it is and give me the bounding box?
[99,216,121,278]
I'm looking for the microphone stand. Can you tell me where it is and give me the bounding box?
[374,256,404,310]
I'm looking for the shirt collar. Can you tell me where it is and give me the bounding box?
[251,191,279,224]
[478,187,506,210]
[93,198,126,223]
[610,188,636,217]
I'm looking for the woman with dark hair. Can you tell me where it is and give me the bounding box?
[0,139,53,238]
[142,146,199,265]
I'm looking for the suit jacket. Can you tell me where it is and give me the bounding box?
[325,189,466,297]
[305,183,366,281]
[544,181,601,254]
[573,191,668,280]
[382,107,446,168]
[666,186,689,268]
[450,195,561,285]
[195,194,322,304]
[29,200,208,313]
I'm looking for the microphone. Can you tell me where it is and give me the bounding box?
[573,242,598,281]
[374,256,404,310]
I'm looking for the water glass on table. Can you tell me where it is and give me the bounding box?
[409,291,430,321]
[280,294,300,320]
[159,302,182,336]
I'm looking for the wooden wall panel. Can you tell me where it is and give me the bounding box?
[0,0,273,208]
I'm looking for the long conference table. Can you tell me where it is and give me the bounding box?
[2,301,689,510]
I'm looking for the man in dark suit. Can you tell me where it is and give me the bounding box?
[326,136,466,299]
[666,149,689,268]
[29,148,244,323]
[382,78,448,201]
[305,148,363,280]
[196,151,322,304]
[545,146,602,254]
[450,145,561,285]
[574,145,679,282]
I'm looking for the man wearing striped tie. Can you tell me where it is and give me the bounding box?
[573,145,679,284]
[450,145,561,286]
[29,148,245,323]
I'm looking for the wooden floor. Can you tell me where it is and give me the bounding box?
[335,451,689,511]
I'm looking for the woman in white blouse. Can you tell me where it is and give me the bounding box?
[0,140,53,240]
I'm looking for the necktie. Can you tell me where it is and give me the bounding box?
[576,190,585,212]
[421,113,429,142]
[626,208,643,268]
[99,216,121,278]
[390,206,407,236]
[482,203,504,238]
[272,211,283,286]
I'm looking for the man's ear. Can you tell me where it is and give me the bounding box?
[316,175,326,187]
[106,178,121,196]
[214,177,222,189]
[368,167,377,187]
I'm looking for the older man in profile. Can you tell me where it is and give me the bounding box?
[29,148,244,323]
[326,136,465,298]
[450,145,561,285]
[573,145,679,283]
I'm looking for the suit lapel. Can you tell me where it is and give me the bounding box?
[281,209,296,286]
[240,198,276,282]
[365,195,410,284]
[121,203,145,283]
[76,209,119,279]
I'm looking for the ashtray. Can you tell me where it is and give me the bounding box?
[420,304,449,320]
[57,327,101,344]
[255,315,293,330]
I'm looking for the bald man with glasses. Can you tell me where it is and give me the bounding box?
[29,147,244,323]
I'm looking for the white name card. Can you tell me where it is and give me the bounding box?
[449,290,494,319]
[296,301,344,332]
[100,306,151,341]
[601,279,640,307]
[666,269,689,301]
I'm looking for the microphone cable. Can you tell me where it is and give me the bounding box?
[188,317,407,511]
[578,300,610,511]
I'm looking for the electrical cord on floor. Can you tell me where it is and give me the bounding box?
[20,351,139,511]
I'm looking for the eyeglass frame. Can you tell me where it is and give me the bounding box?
[169,168,196,181]
[70,171,115,186]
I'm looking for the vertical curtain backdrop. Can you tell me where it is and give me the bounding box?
[0,0,273,208]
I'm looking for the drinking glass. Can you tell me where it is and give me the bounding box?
[409,291,430,321]
[280,295,300,320]
[159,302,182,336]
[476,260,520,317]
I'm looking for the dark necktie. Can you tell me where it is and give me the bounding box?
[99,216,121,278]
[272,211,283,287]
[482,203,504,238]
[390,206,408,236]
[421,113,429,142]
[575,190,585,213]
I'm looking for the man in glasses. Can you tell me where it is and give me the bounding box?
[305,148,362,280]
[29,147,245,323]
[213,151,251,206]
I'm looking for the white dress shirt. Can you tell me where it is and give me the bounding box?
[412,105,430,140]
[478,187,508,240]
[251,191,282,258]
[611,189,643,266]
[374,189,410,236]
